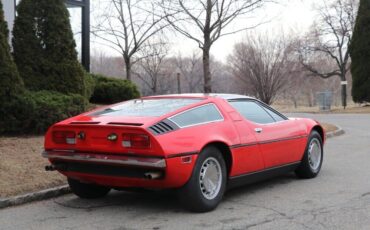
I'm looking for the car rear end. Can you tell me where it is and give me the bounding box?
[42,97,205,189]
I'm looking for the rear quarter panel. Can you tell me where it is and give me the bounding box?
[156,119,240,157]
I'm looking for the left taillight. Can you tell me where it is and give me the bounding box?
[52,131,76,144]
[122,133,150,148]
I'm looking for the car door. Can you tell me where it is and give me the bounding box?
[228,100,306,169]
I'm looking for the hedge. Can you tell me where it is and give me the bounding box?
[84,72,96,100]
[0,90,88,135]
[0,73,140,135]
[90,74,140,104]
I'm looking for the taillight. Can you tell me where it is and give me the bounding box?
[122,133,150,148]
[52,131,76,144]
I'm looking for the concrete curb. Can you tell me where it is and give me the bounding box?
[0,126,344,210]
[0,185,70,209]
[326,126,345,138]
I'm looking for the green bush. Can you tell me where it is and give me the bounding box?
[0,95,35,134]
[84,73,96,100]
[90,74,140,104]
[29,91,88,133]
[349,0,370,103]
[0,91,88,135]
[0,1,24,99]
[12,0,86,95]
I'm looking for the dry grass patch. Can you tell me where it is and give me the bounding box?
[321,123,338,133]
[0,136,65,198]
[329,105,370,114]
[273,104,370,114]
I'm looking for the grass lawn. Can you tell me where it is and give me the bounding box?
[0,122,339,198]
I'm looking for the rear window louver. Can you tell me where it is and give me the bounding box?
[149,119,178,135]
[70,121,100,125]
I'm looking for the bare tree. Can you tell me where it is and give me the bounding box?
[211,60,239,93]
[93,0,169,81]
[162,0,267,93]
[175,51,203,93]
[133,39,170,94]
[90,50,126,78]
[228,33,291,105]
[298,0,357,109]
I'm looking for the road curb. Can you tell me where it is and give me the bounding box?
[0,185,70,209]
[326,126,345,138]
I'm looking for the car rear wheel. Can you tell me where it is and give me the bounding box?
[295,130,323,179]
[177,146,227,212]
[68,178,111,199]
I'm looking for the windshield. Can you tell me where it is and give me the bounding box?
[90,98,204,117]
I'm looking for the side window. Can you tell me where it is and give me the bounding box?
[263,106,286,122]
[169,104,223,128]
[228,101,275,124]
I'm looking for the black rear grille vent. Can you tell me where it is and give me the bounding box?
[149,119,178,135]
[70,121,100,125]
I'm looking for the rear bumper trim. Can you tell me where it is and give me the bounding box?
[42,150,166,169]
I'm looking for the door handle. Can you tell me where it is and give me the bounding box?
[254,128,263,133]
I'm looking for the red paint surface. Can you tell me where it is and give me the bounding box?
[44,94,324,189]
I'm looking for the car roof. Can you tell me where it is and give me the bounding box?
[143,93,255,100]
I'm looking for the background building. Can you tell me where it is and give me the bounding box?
[1,0,90,71]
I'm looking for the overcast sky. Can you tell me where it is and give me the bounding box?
[169,0,320,61]
[70,0,321,62]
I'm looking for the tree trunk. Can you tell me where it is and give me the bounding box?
[153,77,157,94]
[202,47,212,93]
[339,73,347,109]
[124,56,131,81]
[307,91,313,107]
[177,73,181,94]
[293,97,298,108]
[341,84,347,109]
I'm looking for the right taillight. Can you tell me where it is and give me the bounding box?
[122,133,150,148]
[52,131,76,144]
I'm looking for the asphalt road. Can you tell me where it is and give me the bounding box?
[1,114,370,230]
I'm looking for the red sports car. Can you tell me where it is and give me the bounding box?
[43,94,324,212]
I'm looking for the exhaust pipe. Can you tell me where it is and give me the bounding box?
[45,165,56,171]
[144,172,162,180]
[45,164,67,171]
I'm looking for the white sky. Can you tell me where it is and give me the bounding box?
[168,0,320,62]
[70,0,322,62]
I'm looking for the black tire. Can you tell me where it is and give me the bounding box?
[295,130,323,179]
[68,178,111,199]
[177,146,227,212]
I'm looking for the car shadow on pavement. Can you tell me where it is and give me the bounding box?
[225,173,297,199]
[53,173,297,213]
[53,189,183,212]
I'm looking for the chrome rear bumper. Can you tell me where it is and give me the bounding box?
[42,150,166,168]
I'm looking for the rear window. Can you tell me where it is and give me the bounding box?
[169,103,223,128]
[90,98,203,117]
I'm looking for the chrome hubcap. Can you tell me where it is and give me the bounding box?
[199,157,222,200]
[308,138,322,171]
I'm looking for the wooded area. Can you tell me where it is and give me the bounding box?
[90,0,366,107]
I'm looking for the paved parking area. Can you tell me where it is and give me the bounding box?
[1,114,370,230]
